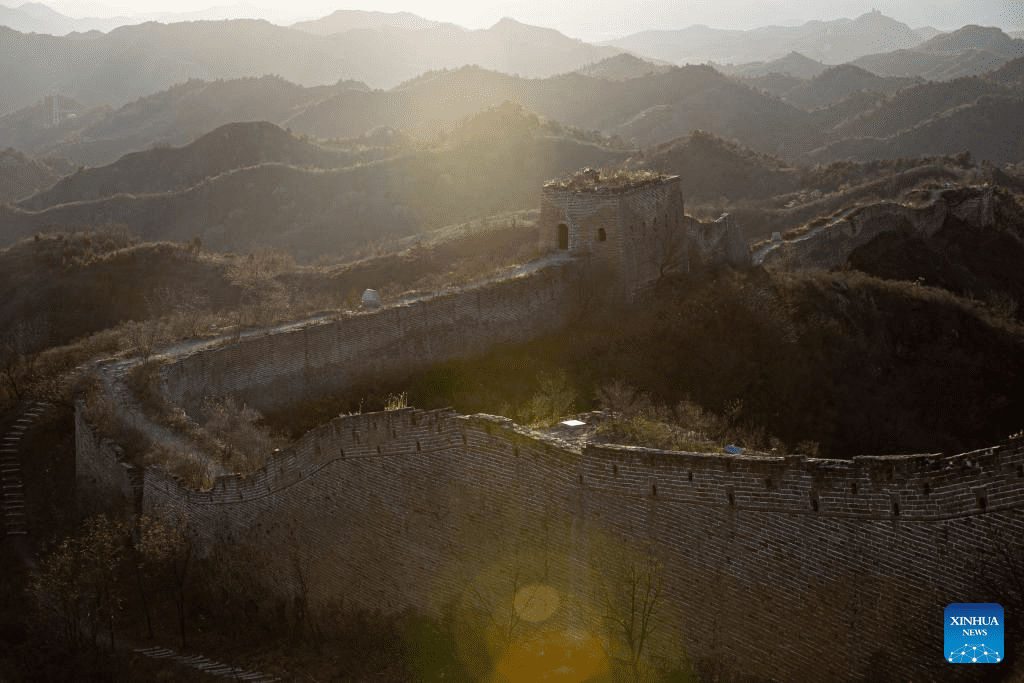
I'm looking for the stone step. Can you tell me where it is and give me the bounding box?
[135,645,276,680]
[206,666,237,675]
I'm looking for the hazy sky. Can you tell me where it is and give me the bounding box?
[39,0,1024,40]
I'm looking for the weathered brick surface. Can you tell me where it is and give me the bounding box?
[540,178,748,293]
[134,403,1024,682]
[159,257,583,415]
[758,187,995,270]
[74,400,142,515]
[76,179,1022,681]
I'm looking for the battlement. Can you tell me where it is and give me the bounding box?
[73,174,1024,681]
[755,185,996,269]
[543,168,678,193]
[116,398,1024,681]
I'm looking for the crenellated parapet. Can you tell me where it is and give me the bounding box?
[116,399,1024,681]
[755,185,997,270]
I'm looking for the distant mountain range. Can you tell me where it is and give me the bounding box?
[6,51,1024,172]
[2,5,1021,120]
[0,0,322,34]
[0,16,624,115]
[290,9,441,35]
[605,11,940,65]
[849,25,1024,79]
[716,52,828,79]
[741,63,922,110]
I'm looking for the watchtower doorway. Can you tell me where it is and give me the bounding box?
[557,223,569,250]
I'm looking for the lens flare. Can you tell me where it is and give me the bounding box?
[491,629,609,683]
[513,583,560,622]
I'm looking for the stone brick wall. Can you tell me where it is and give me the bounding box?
[540,178,693,294]
[687,213,749,267]
[74,400,142,516]
[137,401,1024,681]
[75,178,1023,680]
[159,256,583,416]
[756,186,995,270]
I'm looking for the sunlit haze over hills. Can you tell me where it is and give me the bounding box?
[8,0,1021,40]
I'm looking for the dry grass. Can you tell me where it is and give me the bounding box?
[146,443,215,491]
[544,167,673,192]
[79,374,151,466]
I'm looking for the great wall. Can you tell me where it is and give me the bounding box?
[75,170,1024,680]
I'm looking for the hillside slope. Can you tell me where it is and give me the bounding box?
[0,148,75,203]
[804,94,1024,163]
[0,107,627,257]
[851,25,1024,79]
[17,122,358,210]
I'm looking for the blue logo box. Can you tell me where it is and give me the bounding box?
[945,603,1003,663]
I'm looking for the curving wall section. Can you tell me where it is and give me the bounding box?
[756,186,996,270]
[74,181,1024,681]
[131,404,1024,681]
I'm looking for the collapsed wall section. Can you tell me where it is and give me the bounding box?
[159,256,582,416]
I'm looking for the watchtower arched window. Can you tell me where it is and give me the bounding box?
[557,223,569,250]
[597,228,606,242]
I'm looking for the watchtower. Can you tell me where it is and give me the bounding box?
[539,168,688,295]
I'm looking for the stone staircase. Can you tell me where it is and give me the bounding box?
[135,646,278,681]
[1,400,49,538]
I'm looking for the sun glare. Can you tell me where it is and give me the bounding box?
[491,629,609,683]
[513,583,560,622]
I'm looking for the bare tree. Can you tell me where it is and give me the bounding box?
[592,537,695,683]
[651,225,687,283]
[0,316,48,402]
[135,508,193,648]
[599,553,663,681]
[32,514,128,652]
